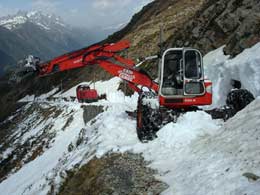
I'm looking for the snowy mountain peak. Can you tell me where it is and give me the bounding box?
[0,10,66,31]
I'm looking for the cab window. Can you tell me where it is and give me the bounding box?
[184,50,202,79]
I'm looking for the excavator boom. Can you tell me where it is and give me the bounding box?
[20,40,158,94]
[38,40,133,76]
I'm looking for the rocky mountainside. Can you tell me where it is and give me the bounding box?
[168,0,260,56]
[107,0,260,59]
[0,11,94,75]
[106,0,205,59]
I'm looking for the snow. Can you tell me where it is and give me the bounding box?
[26,11,37,18]
[36,88,59,100]
[203,45,230,68]
[78,105,223,194]
[0,78,131,194]
[0,15,27,30]
[18,95,35,102]
[36,22,50,30]
[53,95,260,195]
[0,101,84,195]
[158,99,260,195]
[155,111,219,149]
[1,44,260,194]
[0,11,66,31]
[0,148,14,160]
[204,43,260,107]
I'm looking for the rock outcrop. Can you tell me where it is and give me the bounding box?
[168,0,260,56]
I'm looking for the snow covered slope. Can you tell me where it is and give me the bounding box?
[0,43,260,194]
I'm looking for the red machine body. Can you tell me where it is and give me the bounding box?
[76,85,98,103]
[159,81,212,108]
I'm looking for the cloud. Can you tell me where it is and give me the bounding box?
[31,0,60,13]
[133,0,154,12]
[90,0,152,23]
[92,0,131,10]
[0,4,19,17]
[69,8,79,15]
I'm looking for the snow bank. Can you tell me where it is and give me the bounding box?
[159,99,260,195]
[204,43,260,107]
[156,111,219,149]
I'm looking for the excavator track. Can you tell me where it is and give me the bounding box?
[137,92,183,142]
[137,99,160,142]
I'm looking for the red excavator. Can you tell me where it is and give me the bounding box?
[76,85,99,103]
[15,40,213,142]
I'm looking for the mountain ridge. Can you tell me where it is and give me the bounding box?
[0,10,94,76]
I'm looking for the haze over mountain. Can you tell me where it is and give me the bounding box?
[0,10,117,76]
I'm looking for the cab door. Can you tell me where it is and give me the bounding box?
[159,49,184,97]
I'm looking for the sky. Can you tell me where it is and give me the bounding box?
[0,0,153,29]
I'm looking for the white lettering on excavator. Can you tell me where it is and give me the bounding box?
[73,59,82,64]
[184,99,196,102]
[118,69,135,82]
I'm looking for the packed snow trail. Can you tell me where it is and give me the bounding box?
[1,43,260,194]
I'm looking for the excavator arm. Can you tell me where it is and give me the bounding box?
[33,40,158,93]
[37,40,131,75]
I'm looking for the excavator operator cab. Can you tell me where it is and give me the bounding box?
[160,48,205,98]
